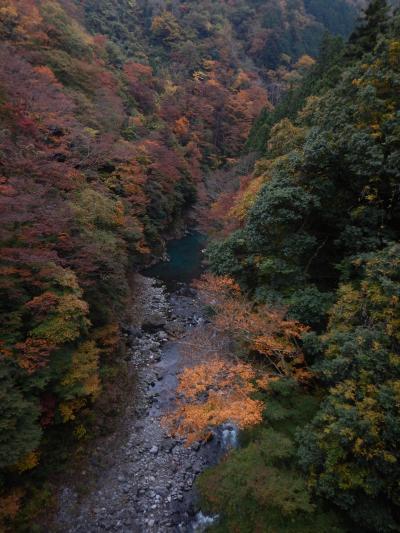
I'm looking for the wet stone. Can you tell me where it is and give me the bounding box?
[53,275,213,533]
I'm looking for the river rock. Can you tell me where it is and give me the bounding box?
[157,331,168,341]
[143,311,167,330]
[53,274,217,533]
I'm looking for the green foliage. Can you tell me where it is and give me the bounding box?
[61,340,100,399]
[209,154,321,294]
[40,0,95,58]
[208,5,400,530]
[246,34,346,152]
[0,367,41,470]
[212,9,400,303]
[236,0,357,71]
[198,380,345,532]
[286,286,335,330]
[304,0,359,36]
[298,245,400,532]
[81,0,145,61]
[348,0,390,58]
[0,0,367,528]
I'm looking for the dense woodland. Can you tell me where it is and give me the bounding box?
[1,0,399,531]
[201,1,400,531]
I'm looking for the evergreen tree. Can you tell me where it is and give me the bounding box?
[347,0,390,57]
[298,245,400,532]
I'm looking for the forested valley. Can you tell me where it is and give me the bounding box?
[1,0,400,532]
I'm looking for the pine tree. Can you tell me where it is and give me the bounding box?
[347,0,390,57]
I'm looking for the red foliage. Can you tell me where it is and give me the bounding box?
[15,339,55,374]
[0,0,275,507]
[124,61,158,112]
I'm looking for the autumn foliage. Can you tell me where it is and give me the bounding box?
[0,3,273,524]
[164,359,264,445]
[163,274,309,445]
[194,274,309,378]
[0,0,365,528]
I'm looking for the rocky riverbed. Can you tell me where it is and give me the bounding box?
[54,274,228,532]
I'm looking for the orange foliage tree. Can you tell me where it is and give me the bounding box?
[163,274,310,445]
[0,0,44,42]
[194,274,310,378]
[163,358,265,445]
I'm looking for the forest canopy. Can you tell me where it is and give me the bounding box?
[1,0,398,531]
[202,1,400,531]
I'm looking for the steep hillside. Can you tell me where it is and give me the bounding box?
[78,0,361,99]
[0,0,363,529]
[202,2,400,531]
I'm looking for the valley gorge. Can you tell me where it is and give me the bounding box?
[1,1,400,532]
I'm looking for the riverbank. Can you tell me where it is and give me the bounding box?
[53,274,219,532]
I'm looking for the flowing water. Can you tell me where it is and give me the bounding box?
[145,231,223,532]
[54,231,233,532]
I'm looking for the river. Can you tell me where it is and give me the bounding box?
[53,232,232,532]
[145,231,207,291]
